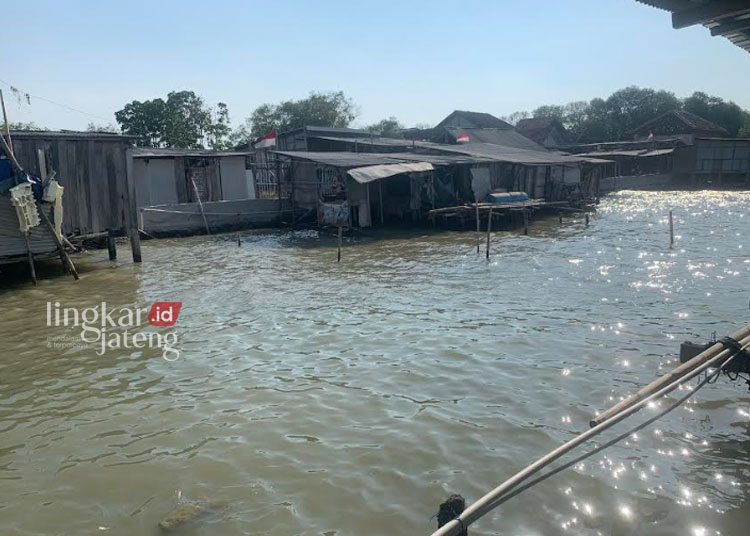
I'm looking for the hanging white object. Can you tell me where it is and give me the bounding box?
[42,179,63,203]
[9,182,41,233]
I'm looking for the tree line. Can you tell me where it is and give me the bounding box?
[502,86,750,142]
[11,86,749,148]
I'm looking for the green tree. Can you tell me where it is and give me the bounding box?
[365,116,404,137]
[115,91,231,148]
[243,91,358,138]
[8,122,44,131]
[683,91,745,136]
[86,122,119,133]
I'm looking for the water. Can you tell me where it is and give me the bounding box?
[1,190,748,536]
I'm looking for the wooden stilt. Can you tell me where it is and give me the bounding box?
[475,204,480,254]
[24,233,37,285]
[237,232,241,247]
[559,212,563,224]
[107,229,117,260]
[669,210,674,247]
[337,225,342,262]
[39,208,79,280]
[485,206,493,260]
[437,495,467,536]
[585,213,590,226]
[378,180,384,225]
[523,210,529,235]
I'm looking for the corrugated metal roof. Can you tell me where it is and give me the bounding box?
[132,148,252,158]
[425,143,591,165]
[574,148,675,158]
[635,1,750,53]
[444,128,547,151]
[9,130,136,141]
[273,151,494,167]
[436,110,513,130]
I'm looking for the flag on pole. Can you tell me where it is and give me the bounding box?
[254,130,277,149]
[456,133,470,144]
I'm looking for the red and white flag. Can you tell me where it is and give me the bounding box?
[456,133,470,144]
[647,130,654,140]
[254,130,277,149]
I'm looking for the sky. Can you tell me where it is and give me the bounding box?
[2,0,750,132]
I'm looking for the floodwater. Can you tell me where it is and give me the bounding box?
[1,190,749,536]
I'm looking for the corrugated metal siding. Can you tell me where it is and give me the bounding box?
[0,198,57,259]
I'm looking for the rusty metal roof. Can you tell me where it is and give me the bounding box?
[637,0,750,53]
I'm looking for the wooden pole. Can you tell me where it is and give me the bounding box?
[523,210,529,235]
[107,229,117,260]
[485,206,493,260]
[669,210,674,247]
[337,225,342,262]
[585,213,590,226]
[559,212,563,224]
[237,232,241,247]
[24,233,37,285]
[590,324,750,427]
[39,208,79,280]
[0,89,13,155]
[475,204,480,254]
[437,495,467,536]
[379,180,384,225]
[125,148,142,263]
[191,178,211,235]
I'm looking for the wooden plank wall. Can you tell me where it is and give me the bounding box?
[9,136,135,237]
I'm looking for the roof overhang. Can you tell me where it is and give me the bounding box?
[347,162,434,184]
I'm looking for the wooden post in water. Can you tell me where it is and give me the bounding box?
[475,204,480,254]
[24,233,37,285]
[337,225,342,262]
[485,206,493,260]
[107,229,117,260]
[669,210,674,247]
[559,212,563,224]
[523,210,529,235]
[378,181,384,225]
[585,213,590,226]
[437,495,467,536]
[237,232,241,247]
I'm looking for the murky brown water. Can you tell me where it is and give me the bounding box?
[1,190,749,536]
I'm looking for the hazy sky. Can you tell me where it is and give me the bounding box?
[2,0,749,131]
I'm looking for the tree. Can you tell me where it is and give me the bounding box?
[8,121,44,131]
[683,91,745,136]
[115,91,231,148]
[86,122,119,133]
[365,116,404,137]
[500,111,529,126]
[242,91,358,139]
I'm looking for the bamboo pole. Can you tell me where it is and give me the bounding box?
[191,178,211,235]
[485,206,493,260]
[337,225,342,262]
[590,323,750,427]
[475,204,480,254]
[669,210,674,247]
[39,208,79,280]
[429,333,750,536]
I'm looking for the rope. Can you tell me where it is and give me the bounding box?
[431,335,750,536]
[483,347,745,512]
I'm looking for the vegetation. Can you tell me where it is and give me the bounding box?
[231,91,358,146]
[115,91,231,149]
[8,121,45,131]
[365,116,404,138]
[503,86,750,142]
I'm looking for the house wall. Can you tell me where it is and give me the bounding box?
[7,135,136,236]
[133,158,178,208]
[219,156,249,200]
[141,198,292,235]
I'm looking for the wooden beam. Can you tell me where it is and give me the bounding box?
[672,1,750,29]
[710,17,750,36]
